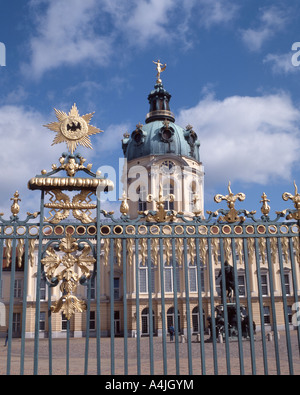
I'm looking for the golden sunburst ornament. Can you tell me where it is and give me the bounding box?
[44,104,103,154]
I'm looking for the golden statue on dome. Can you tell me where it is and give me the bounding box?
[153,59,167,84]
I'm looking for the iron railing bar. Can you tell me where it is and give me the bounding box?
[33,190,45,375]
[109,237,115,375]
[183,237,193,375]
[254,238,268,375]
[66,319,70,375]
[147,238,154,375]
[6,227,17,375]
[122,238,128,375]
[47,275,53,375]
[0,238,4,375]
[195,237,206,375]
[288,237,300,355]
[277,237,294,375]
[243,237,256,375]
[159,237,167,375]
[171,237,180,375]
[207,237,218,374]
[96,202,102,375]
[230,238,245,375]
[266,237,281,375]
[219,238,231,375]
[84,277,92,375]
[135,237,141,375]
[20,237,29,375]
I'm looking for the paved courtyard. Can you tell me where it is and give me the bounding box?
[0,331,299,375]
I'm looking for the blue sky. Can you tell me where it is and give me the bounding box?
[1,0,300,218]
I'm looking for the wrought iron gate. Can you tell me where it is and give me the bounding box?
[0,180,300,375]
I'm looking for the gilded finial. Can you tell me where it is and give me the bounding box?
[142,183,176,223]
[119,191,130,215]
[214,181,246,223]
[11,191,21,217]
[260,192,270,216]
[153,59,167,84]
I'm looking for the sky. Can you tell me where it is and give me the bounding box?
[1,0,300,219]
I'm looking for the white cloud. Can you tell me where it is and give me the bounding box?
[240,6,287,51]
[176,92,300,189]
[24,0,240,77]
[0,105,63,215]
[24,0,113,78]
[263,52,300,74]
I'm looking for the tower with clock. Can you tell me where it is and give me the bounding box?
[122,61,204,219]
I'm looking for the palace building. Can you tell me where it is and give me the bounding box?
[0,63,299,341]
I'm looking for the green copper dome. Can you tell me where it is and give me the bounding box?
[122,81,201,163]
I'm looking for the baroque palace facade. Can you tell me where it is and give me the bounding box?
[0,63,299,339]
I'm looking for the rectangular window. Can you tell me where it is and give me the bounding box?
[114,278,120,300]
[14,279,22,298]
[89,311,96,330]
[12,313,21,333]
[284,274,291,295]
[238,275,246,297]
[261,274,269,296]
[40,311,46,331]
[40,277,46,301]
[263,306,271,324]
[164,265,180,293]
[61,314,68,331]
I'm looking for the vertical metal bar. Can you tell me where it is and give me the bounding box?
[159,237,167,375]
[109,238,115,375]
[47,277,53,375]
[183,237,193,375]
[243,238,256,375]
[171,237,180,375]
[34,190,45,375]
[135,237,141,375]
[20,237,29,375]
[84,277,91,375]
[0,237,4,374]
[66,318,70,375]
[230,237,244,375]
[207,237,218,374]
[266,237,281,374]
[288,237,300,355]
[122,238,128,375]
[277,237,294,374]
[254,237,268,375]
[6,229,17,375]
[219,237,231,375]
[147,238,154,375]
[195,237,206,375]
[96,203,101,375]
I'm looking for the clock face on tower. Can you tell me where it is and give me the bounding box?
[160,160,175,174]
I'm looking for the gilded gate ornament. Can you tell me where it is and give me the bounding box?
[41,234,96,320]
[44,104,103,154]
[214,182,247,223]
[142,183,176,223]
[282,181,300,220]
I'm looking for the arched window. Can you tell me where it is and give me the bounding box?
[192,306,205,333]
[141,307,155,335]
[167,306,180,333]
